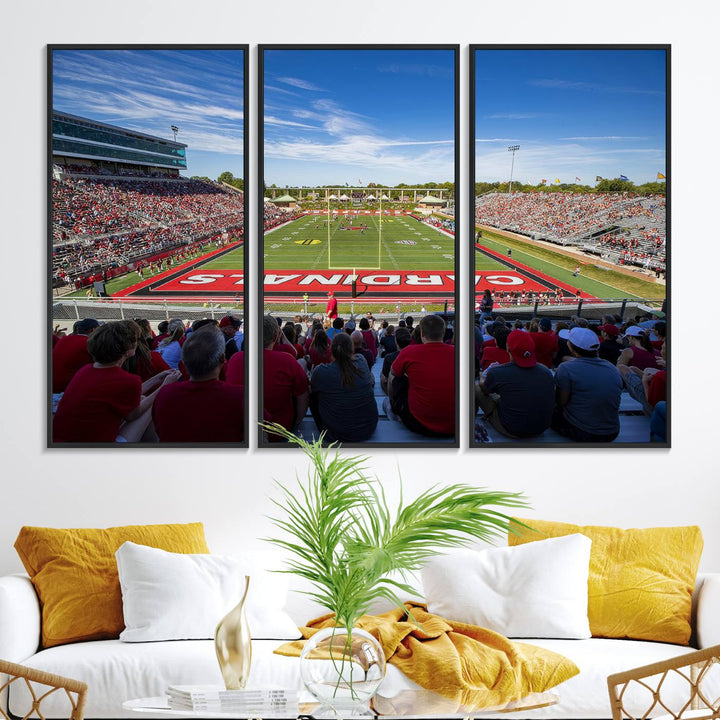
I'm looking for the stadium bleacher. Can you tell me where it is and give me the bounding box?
[52,173,245,285]
[297,353,454,445]
[475,191,666,271]
[475,389,651,444]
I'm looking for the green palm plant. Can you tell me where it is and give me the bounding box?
[263,424,529,634]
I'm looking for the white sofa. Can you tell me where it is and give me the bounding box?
[1,563,719,720]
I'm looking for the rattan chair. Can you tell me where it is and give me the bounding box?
[0,660,87,720]
[608,644,720,720]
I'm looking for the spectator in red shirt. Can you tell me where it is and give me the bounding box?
[53,320,181,443]
[617,326,662,371]
[480,325,511,371]
[326,291,338,320]
[150,320,170,350]
[306,328,332,370]
[123,321,170,383]
[528,317,558,369]
[283,322,305,359]
[152,325,244,443]
[52,317,100,393]
[263,314,309,441]
[351,330,375,374]
[358,317,378,360]
[389,314,455,437]
[52,324,68,348]
[618,340,667,416]
[218,315,241,360]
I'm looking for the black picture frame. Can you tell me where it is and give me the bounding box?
[258,44,460,449]
[469,45,670,448]
[48,44,249,448]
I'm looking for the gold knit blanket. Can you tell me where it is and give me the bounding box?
[274,602,579,710]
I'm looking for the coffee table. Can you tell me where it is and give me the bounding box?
[124,687,558,719]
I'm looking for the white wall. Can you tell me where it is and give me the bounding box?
[2,1,718,576]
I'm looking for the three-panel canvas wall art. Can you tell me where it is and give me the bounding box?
[48,45,668,448]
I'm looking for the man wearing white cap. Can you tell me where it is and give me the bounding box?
[552,327,623,442]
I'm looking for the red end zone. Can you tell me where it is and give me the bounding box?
[143,268,559,295]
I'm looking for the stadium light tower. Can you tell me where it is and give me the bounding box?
[507,144,520,193]
[171,125,179,142]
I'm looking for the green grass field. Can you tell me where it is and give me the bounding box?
[476,227,665,300]
[264,213,455,270]
[197,245,245,270]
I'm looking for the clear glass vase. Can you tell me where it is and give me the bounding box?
[214,575,251,690]
[299,626,386,717]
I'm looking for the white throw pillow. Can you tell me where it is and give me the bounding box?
[116,541,301,642]
[421,534,591,639]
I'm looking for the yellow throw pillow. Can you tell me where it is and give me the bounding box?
[15,523,209,648]
[509,519,703,645]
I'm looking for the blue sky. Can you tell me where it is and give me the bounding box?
[52,49,244,179]
[475,48,667,185]
[263,48,455,187]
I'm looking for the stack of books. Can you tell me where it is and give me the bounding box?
[165,685,299,715]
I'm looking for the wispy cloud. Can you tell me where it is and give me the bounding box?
[265,115,319,129]
[475,140,664,184]
[377,63,453,79]
[277,76,324,91]
[53,49,245,168]
[264,84,301,97]
[262,49,455,184]
[264,95,453,182]
[265,135,453,181]
[529,78,664,96]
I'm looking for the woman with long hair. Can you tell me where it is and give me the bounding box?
[306,328,332,370]
[303,318,324,352]
[155,319,185,369]
[309,332,378,442]
[123,320,170,382]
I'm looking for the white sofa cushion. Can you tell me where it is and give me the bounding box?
[11,637,709,719]
[696,573,720,648]
[421,535,592,639]
[0,574,41,662]
[116,542,300,642]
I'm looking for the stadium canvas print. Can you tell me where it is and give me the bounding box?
[49,46,248,446]
[259,45,459,448]
[471,46,668,447]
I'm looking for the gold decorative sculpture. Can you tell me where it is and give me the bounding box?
[214,575,251,690]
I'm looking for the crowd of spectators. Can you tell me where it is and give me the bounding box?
[593,228,666,271]
[423,215,455,234]
[54,177,244,237]
[263,204,300,231]
[51,306,665,445]
[52,314,245,444]
[261,309,455,443]
[52,173,245,284]
[475,192,666,269]
[474,310,667,443]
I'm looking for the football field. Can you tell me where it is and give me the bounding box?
[264,213,455,271]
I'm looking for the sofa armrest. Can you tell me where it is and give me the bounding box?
[0,574,41,662]
[696,572,720,648]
